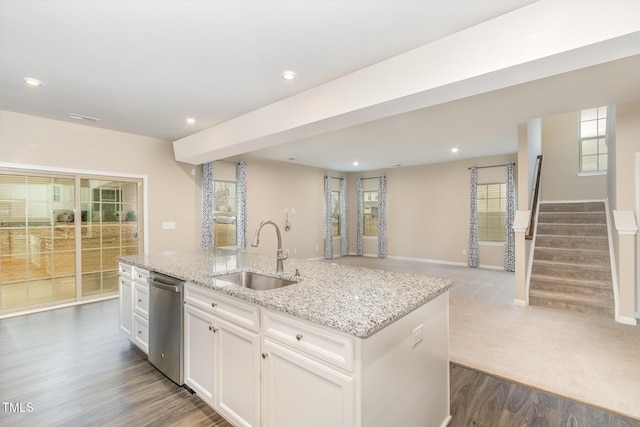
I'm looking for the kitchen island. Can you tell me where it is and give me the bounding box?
[119,248,452,427]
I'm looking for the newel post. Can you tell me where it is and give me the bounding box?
[513,210,531,306]
[613,211,638,325]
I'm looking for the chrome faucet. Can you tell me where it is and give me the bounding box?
[251,220,287,273]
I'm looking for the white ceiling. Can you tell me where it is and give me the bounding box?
[1,0,639,172]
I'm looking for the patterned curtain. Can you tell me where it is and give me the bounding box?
[468,166,479,268]
[340,178,348,256]
[356,177,363,256]
[202,161,214,249]
[236,161,247,249]
[504,163,516,271]
[323,176,333,259]
[377,175,387,258]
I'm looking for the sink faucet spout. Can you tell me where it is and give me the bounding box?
[251,220,287,273]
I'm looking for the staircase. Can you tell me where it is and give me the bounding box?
[529,202,614,318]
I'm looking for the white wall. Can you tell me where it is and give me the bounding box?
[0,110,200,252]
[231,154,517,269]
[541,111,607,201]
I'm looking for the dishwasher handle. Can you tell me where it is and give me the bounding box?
[149,277,182,293]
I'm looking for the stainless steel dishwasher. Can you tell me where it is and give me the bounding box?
[148,272,184,386]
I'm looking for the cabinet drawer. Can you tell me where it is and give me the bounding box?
[132,266,150,284]
[133,282,149,319]
[132,313,149,354]
[263,310,355,371]
[118,262,132,278]
[185,283,260,333]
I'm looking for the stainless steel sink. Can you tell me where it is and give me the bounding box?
[214,271,298,290]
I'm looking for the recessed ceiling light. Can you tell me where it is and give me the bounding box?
[451,147,459,153]
[352,161,359,167]
[282,70,296,81]
[186,118,196,124]
[23,77,42,87]
[68,113,100,122]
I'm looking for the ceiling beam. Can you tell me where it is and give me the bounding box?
[173,0,640,165]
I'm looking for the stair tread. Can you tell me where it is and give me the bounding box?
[532,259,610,271]
[529,289,613,307]
[536,223,606,226]
[529,273,612,288]
[533,246,609,254]
[535,234,607,239]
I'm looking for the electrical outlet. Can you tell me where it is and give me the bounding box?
[462,249,467,255]
[411,324,424,347]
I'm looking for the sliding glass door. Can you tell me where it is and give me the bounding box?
[80,179,140,297]
[0,174,76,309]
[0,170,143,314]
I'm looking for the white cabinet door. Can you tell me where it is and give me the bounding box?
[184,304,215,405]
[132,313,149,354]
[261,339,355,427]
[119,277,133,337]
[215,318,261,427]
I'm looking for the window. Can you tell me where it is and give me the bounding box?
[1,171,142,314]
[579,107,607,173]
[362,190,378,236]
[331,190,340,237]
[213,180,237,247]
[477,183,506,242]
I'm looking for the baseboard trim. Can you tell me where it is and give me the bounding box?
[440,415,452,427]
[616,315,638,326]
[342,253,509,271]
[514,299,527,307]
[0,295,119,319]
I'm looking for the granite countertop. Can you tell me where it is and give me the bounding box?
[119,249,452,338]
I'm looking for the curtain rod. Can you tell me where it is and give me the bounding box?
[359,176,383,180]
[468,162,514,170]
[328,176,345,180]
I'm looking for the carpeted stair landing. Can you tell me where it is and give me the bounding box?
[530,202,614,318]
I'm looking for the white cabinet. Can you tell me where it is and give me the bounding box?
[261,338,355,427]
[184,303,215,404]
[216,317,260,427]
[261,310,355,427]
[118,262,150,354]
[180,280,450,427]
[118,271,133,336]
[261,292,450,427]
[132,312,149,353]
[184,283,261,427]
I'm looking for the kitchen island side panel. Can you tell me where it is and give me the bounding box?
[359,291,450,427]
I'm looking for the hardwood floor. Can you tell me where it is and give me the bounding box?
[450,363,639,427]
[1,299,638,426]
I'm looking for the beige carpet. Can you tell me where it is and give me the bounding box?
[323,256,640,420]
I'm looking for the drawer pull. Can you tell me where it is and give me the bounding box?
[262,353,268,359]
[296,334,303,341]
[138,299,143,303]
[138,330,142,335]
[209,325,218,333]
[211,302,217,308]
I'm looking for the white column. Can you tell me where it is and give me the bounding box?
[512,210,531,306]
[613,211,638,325]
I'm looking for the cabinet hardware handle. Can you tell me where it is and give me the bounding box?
[138,299,142,302]
[209,325,217,333]
[296,334,303,341]
[138,330,142,335]
[262,353,268,359]
[211,302,217,308]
